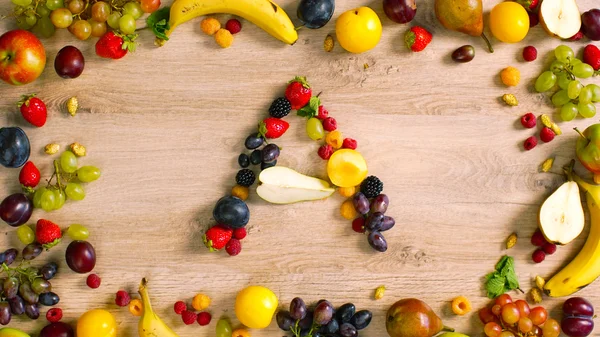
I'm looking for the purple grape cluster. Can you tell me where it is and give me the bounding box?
[352,192,395,252]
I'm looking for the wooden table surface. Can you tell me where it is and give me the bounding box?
[2,0,600,336]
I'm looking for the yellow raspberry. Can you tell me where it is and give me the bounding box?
[326,130,343,149]
[70,142,86,157]
[192,293,211,311]
[128,299,143,316]
[374,285,385,300]
[232,328,251,337]
[502,94,518,106]
[66,96,78,116]
[340,199,358,220]
[201,17,221,35]
[214,28,233,48]
[232,185,249,201]
[324,34,334,52]
[44,143,60,155]
[338,186,356,198]
[500,66,520,86]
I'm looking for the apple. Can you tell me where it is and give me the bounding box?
[256,166,335,204]
[0,30,46,86]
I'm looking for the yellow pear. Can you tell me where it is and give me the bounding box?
[434,0,493,52]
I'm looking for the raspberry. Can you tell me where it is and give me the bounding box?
[225,19,242,34]
[322,117,337,131]
[86,274,101,289]
[528,12,539,27]
[197,312,212,326]
[233,227,247,240]
[181,310,197,325]
[174,301,187,315]
[226,238,242,256]
[214,28,233,48]
[318,144,334,160]
[532,249,546,263]
[352,217,366,233]
[115,290,131,307]
[524,136,537,151]
[540,127,555,143]
[531,230,547,246]
[46,308,63,323]
[200,17,221,35]
[520,113,536,128]
[542,242,557,255]
[342,138,358,150]
[569,31,584,41]
[523,46,537,62]
[317,105,329,120]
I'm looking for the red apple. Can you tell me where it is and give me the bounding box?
[0,29,46,86]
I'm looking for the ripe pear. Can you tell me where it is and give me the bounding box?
[434,0,493,53]
[386,298,453,337]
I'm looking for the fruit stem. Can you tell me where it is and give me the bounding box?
[53,160,63,191]
[481,33,493,53]
[442,325,455,332]
[574,128,588,141]
[138,277,153,317]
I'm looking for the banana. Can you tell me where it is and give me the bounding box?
[138,278,180,337]
[166,0,298,45]
[544,170,600,297]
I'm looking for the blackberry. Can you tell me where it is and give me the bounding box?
[268,97,292,118]
[360,176,383,198]
[235,169,255,187]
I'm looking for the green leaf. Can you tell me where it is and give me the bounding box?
[485,275,506,299]
[495,255,511,271]
[296,96,321,118]
[506,270,520,290]
[147,6,171,41]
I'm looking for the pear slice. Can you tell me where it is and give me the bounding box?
[539,0,582,39]
[256,166,335,204]
[539,181,585,245]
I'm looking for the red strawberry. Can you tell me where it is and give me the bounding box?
[95,32,137,60]
[517,0,539,10]
[19,161,40,189]
[36,219,62,249]
[405,26,432,52]
[285,76,312,110]
[17,94,47,127]
[583,44,600,71]
[259,117,289,139]
[203,225,233,251]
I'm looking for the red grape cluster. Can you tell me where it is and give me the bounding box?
[478,294,561,337]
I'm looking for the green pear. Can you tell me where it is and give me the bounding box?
[0,328,31,337]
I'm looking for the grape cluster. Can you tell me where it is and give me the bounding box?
[351,183,395,253]
[478,294,561,337]
[0,248,60,325]
[10,0,160,40]
[277,298,372,337]
[534,45,600,121]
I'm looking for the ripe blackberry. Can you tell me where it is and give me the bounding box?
[269,97,292,118]
[236,169,256,187]
[360,176,383,198]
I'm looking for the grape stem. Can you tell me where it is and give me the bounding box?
[53,160,63,191]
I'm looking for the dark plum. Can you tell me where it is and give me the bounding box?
[582,9,600,41]
[365,212,384,231]
[212,196,249,228]
[65,240,96,273]
[563,297,594,317]
[245,133,264,150]
[297,0,335,29]
[335,303,355,323]
[290,297,307,320]
[39,292,60,306]
[350,310,372,330]
[0,127,30,168]
[261,143,280,163]
[276,310,294,331]
[561,317,594,337]
[451,45,475,63]
[40,322,75,337]
[0,193,33,227]
[54,46,84,79]
[368,231,388,252]
[313,300,334,325]
[380,216,396,231]
[383,0,417,24]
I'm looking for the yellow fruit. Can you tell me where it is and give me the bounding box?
[235,286,278,329]
[232,328,251,337]
[215,28,234,48]
[500,66,520,87]
[44,143,60,155]
[192,293,211,311]
[201,17,221,35]
[451,296,472,315]
[326,130,343,149]
[335,7,382,54]
[129,299,143,316]
[374,285,385,300]
[77,309,117,337]
[338,186,356,198]
[66,96,78,116]
[232,185,249,201]
[70,142,86,157]
[327,149,368,188]
[340,199,358,220]
[490,2,529,43]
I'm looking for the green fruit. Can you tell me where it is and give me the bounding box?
[16,226,35,245]
[77,166,101,182]
[306,118,324,140]
[60,151,78,173]
[0,327,31,337]
[67,224,89,240]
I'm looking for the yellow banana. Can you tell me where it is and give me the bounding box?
[544,171,600,297]
[166,0,298,45]
[138,278,180,337]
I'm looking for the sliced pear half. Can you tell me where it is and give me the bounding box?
[256,166,335,204]
[539,181,585,245]
[539,0,582,39]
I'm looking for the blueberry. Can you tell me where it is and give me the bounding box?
[0,127,30,168]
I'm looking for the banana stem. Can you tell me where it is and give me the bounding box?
[481,33,493,53]
[139,278,153,315]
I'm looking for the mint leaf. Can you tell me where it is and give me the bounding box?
[147,6,170,41]
[495,255,511,271]
[297,96,321,118]
[485,275,506,299]
[506,270,520,290]
[485,255,520,298]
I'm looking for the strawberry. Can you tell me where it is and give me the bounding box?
[203,225,233,251]
[517,0,539,10]
[583,44,600,71]
[285,76,312,110]
[36,219,62,249]
[17,94,47,127]
[258,117,289,139]
[405,26,432,52]
[19,161,41,189]
[95,32,137,60]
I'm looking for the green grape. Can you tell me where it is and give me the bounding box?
[12,0,32,6]
[67,224,89,240]
[571,58,583,66]
[589,84,600,102]
[123,2,143,19]
[555,45,574,63]
[33,187,47,208]
[119,14,136,34]
[557,74,571,90]
[89,20,107,38]
[306,117,325,140]
[36,4,51,17]
[70,19,92,40]
[572,63,595,78]
[15,15,33,30]
[91,1,110,23]
[25,15,37,27]
[535,71,557,93]
[107,12,121,29]
[77,166,101,182]
[65,182,85,200]
[45,0,63,10]
[60,151,78,173]
[33,16,55,38]
[14,6,25,16]
[16,225,35,245]
[40,189,56,212]
[53,189,65,210]
[580,86,593,104]
[578,102,597,118]
[568,80,583,99]
[550,60,565,74]
[560,102,578,121]
[216,318,232,337]
[552,90,570,107]
[50,8,73,29]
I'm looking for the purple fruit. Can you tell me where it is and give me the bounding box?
[290,297,307,320]
[365,212,384,231]
[352,192,369,215]
[313,300,334,325]
[0,193,33,227]
[65,240,96,273]
[368,231,388,252]
[564,297,594,317]
[383,0,417,24]
[380,216,396,231]
[40,322,75,337]
[370,194,389,213]
[582,9,600,41]
[54,46,84,79]
[561,317,594,337]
